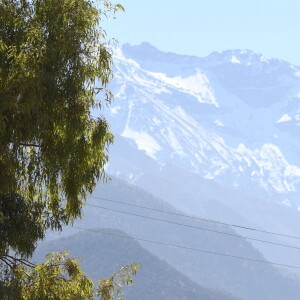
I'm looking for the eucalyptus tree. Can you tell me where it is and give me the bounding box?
[0,0,137,298]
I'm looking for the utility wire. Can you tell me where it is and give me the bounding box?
[88,195,300,241]
[85,203,300,251]
[72,225,300,271]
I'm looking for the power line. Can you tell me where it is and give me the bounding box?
[88,195,300,241]
[71,225,300,271]
[85,203,300,251]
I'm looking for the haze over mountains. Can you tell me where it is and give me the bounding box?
[39,178,300,300]
[39,43,300,299]
[35,228,239,300]
[96,42,300,263]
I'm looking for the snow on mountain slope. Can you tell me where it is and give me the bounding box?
[102,44,300,198]
[148,69,218,107]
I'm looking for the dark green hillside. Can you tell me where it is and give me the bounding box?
[34,229,238,300]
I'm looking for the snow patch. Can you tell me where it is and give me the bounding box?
[214,119,224,127]
[164,128,185,157]
[277,114,292,123]
[236,143,300,192]
[122,127,161,159]
[231,56,240,64]
[113,47,140,69]
[148,70,219,107]
[113,48,169,95]
[260,56,271,63]
[152,116,161,125]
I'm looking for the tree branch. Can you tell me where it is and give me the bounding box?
[0,257,14,269]
[2,255,36,268]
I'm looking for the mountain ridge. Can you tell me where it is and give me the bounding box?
[36,228,239,300]
[103,43,300,199]
[92,43,300,271]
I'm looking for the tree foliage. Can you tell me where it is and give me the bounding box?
[0,0,119,256]
[1,251,139,300]
[0,0,139,298]
[0,193,44,257]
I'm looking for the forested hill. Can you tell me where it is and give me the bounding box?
[34,229,238,300]
[42,177,300,300]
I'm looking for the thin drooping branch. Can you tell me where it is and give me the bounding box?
[0,256,14,269]
[1,255,36,268]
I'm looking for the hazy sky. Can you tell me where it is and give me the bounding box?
[105,0,300,65]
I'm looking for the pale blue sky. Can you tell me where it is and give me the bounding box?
[105,0,300,65]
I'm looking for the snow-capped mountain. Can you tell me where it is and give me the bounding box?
[93,42,300,268]
[102,43,300,201]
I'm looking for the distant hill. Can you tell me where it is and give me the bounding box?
[34,229,238,300]
[43,177,300,300]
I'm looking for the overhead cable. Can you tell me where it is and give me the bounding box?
[72,225,300,271]
[89,195,300,240]
[85,203,300,251]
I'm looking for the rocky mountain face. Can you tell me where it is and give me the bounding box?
[105,43,300,197]
[96,42,300,267]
